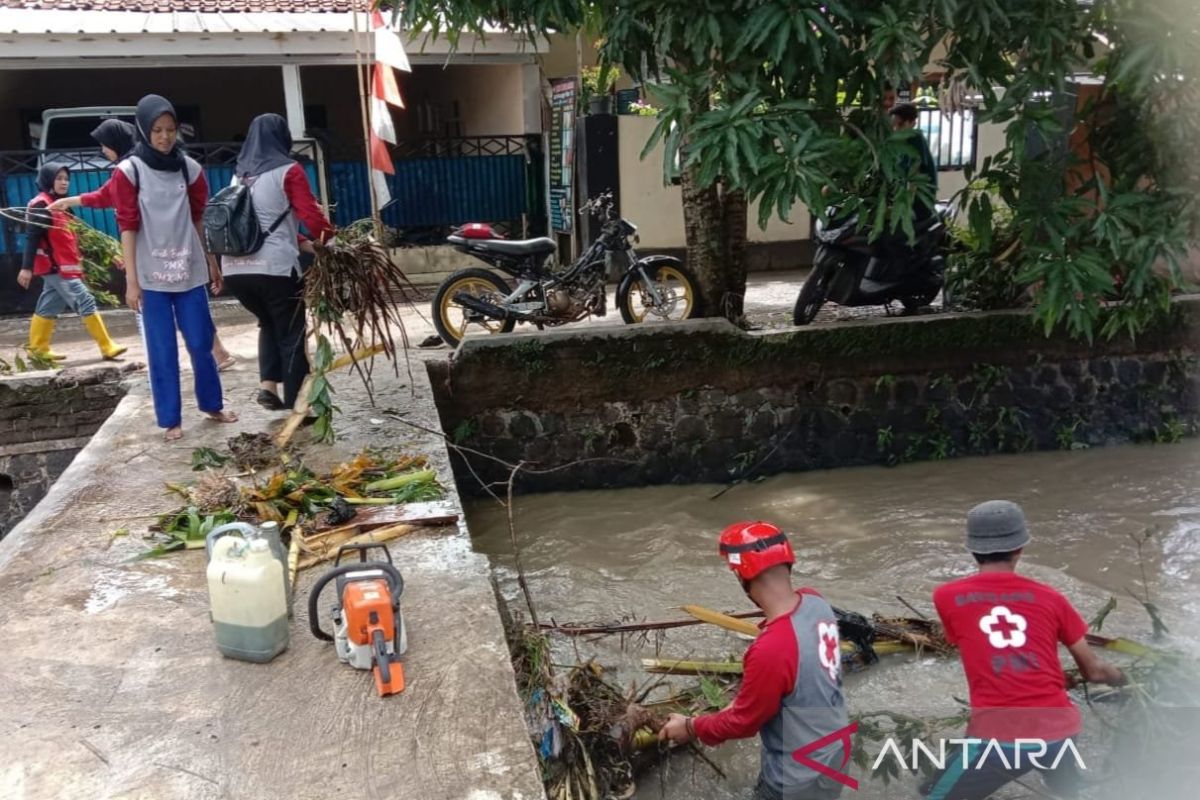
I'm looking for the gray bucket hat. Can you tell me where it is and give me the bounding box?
[966,500,1031,554]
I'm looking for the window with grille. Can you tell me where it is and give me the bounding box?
[915,105,978,172]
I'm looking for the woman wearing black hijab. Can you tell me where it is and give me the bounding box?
[17,163,128,361]
[109,94,237,440]
[223,113,333,411]
[53,116,237,371]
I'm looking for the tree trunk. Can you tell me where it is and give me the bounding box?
[720,186,749,321]
[677,88,750,323]
[680,160,727,318]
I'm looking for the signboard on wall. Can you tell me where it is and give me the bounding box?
[549,77,576,234]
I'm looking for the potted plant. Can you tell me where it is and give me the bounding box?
[581,65,618,115]
[627,98,660,117]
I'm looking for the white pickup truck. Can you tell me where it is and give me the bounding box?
[33,106,195,166]
[33,106,135,167]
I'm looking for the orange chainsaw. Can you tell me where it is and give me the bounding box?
[308,543,407,696]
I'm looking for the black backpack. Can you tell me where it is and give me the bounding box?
[202,180,289,257]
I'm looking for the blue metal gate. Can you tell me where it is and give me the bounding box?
[327,135,545,241]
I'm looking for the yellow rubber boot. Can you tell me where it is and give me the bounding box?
[28,315,67,361]
[83,314,128,360]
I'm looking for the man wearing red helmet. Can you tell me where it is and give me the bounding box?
[658,521,849,800]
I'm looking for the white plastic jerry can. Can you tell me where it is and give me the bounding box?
[206,534,289,663]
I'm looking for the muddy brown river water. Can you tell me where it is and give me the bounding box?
[468,442,1200,799]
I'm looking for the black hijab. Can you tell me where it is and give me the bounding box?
[133,94,187,173]
[36,163,68,197]
[235,114,295,178]
[91,119,136,161]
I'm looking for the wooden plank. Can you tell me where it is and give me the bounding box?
[310,501,459,534]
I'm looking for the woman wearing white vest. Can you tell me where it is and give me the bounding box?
[222,113,333,411]
[112,94,238,441]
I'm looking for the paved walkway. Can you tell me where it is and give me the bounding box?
[0,314,544,800]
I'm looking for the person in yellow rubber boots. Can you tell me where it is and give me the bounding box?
[18,163,127,361]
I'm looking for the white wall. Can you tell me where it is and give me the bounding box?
[618,114,1005,250]
[938,114,1006,200]
[618,115,810,249]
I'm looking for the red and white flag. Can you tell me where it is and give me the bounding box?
[366,11,409,208]
[373,11,412,73]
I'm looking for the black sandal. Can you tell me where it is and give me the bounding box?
[256,390,286,411]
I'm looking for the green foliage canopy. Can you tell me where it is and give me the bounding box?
[401,0,1200,339]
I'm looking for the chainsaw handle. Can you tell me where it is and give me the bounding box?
[334,543,395,567]
[306,562,405,642]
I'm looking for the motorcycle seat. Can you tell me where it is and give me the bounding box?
[453,235,558,258]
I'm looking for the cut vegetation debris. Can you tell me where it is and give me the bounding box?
[299,231,419,444]
[71,220,122,308]
[226,432,286,472]
[513,626,728,800]
[1,350,59,374]
[138,448,450,561]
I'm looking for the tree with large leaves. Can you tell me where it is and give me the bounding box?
[400,0,1199,339]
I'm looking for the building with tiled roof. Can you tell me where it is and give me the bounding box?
[0,3,552,148]
[0,2,582,314]
[0,0,357,10]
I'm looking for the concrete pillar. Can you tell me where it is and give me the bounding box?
[282,64,307,139]
[521,62,543,134]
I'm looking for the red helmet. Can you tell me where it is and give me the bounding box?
[718,521,795,581]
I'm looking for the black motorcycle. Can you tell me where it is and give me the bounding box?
[793,203,951,325]
[432,197,700,346]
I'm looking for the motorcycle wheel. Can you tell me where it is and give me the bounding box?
[616,263,701,324]
[432,268,516,348]
[793,262,834,325]
[900,289,939,312]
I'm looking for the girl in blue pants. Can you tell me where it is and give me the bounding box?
[112,94,238,439]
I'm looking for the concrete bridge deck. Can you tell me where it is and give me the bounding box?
[0,312,544,800]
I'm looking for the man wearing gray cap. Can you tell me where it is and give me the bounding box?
[924,500,1125,800]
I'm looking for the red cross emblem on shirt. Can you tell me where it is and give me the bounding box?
[823,632,839,664]
[979,605,1028,649]
[817,621,840,681]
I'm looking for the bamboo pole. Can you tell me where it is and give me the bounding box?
[642,658,745,676]
[1086,633,1159,659]
[680,604,943,657]
[297,522,417,571]
[680,605,761,637]
[352,0,382,232]
[642,640,918,678]
[532,610,764,637]
[276,344,387,447]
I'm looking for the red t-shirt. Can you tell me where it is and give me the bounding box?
[933,571,1089,742]
[692,588,822,746]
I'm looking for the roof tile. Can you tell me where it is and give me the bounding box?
[1,0,356,10]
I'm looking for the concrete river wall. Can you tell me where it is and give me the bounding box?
[0,364,134,538]
[430,298,1200,494]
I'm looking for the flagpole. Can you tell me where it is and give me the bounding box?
[352,1,382,235]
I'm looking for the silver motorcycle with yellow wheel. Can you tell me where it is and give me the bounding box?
[432,200,701,347]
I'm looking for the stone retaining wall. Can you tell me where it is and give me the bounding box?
[0,364,134,537]
[429,299,1200,494]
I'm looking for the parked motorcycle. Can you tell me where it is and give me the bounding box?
[432,197,701,346]
[793,203,951,325]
